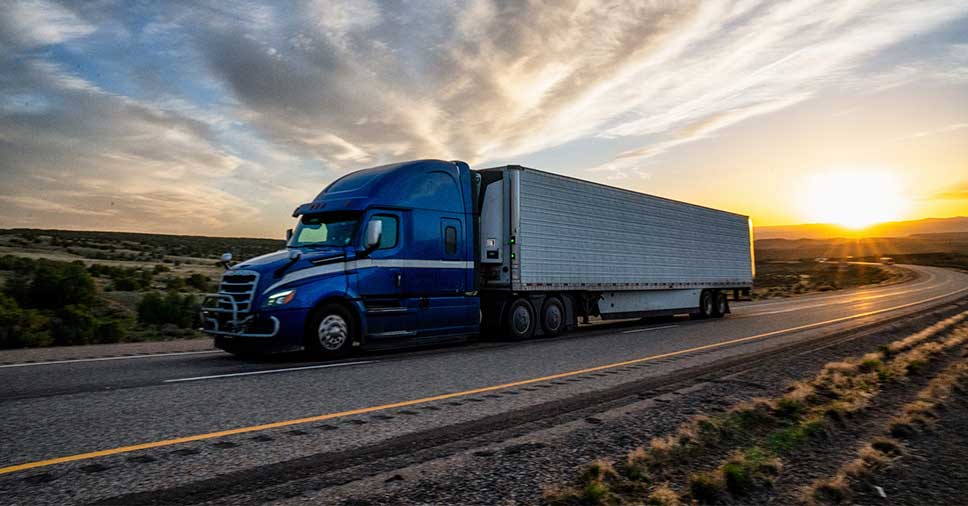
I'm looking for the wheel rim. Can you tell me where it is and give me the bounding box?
[545,304,562,332]
[703,294,714,314]
[717,296,727,314]
[318,314,348,350]
[511,304,532,335]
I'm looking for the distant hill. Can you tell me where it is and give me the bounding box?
[754,217,968,240]
[0,228,284,261]
[754,232,968,262]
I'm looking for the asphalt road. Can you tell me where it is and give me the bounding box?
[1,264,967,505]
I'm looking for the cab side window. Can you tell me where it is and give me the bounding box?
[373,215,398,249]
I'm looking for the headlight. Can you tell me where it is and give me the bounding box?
[264,289,296,307]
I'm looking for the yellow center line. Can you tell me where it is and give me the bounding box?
[1,286,966,476]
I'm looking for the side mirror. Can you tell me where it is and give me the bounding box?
[219,252,233,269]
[364,220,383,251]
[286,228,293,242]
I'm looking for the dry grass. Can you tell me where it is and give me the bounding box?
[803,354,968,505]
[546,460,620,506]
[646,484,681,506]
[546,317,968,506]
[806,474,852,505]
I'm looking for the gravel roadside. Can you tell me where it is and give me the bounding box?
[851,387,968,506]
[0,337,215,365]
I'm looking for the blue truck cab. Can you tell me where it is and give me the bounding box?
[201,159,481,356]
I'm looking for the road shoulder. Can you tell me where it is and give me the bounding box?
[0,338,215,365]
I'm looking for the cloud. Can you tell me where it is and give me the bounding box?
[895,123,968,142]
[0,0,966,236]
[0,0,95,48]
[0,53,258,234]
[582,0,968,176]
[190,0,967,173]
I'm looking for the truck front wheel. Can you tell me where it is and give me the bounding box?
[306,304,355,358]
[505,298,536,340]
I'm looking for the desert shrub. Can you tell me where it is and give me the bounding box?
[186,273,211,292]
[137,292,199,328]
[49,304,97,346]
[93,317,129,344]
[87,264,153,291]
[0,293,52,348]
[162,276,186,291]
[0,255,37,272]
[112,276,142,291]
[152,264,171,275]
[4,260,96,309]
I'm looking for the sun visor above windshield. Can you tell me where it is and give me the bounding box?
[292,197,370,217]
[292,201,326,217]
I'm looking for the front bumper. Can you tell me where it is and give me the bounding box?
[200,293,280,338]
[201,294,309,353]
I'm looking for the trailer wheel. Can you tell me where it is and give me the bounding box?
[306,304,355,358]
[505,298,536,340]
[540,297,565,337]
[713,291,729,318]
[695,290,715,319]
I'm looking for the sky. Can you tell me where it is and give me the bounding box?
[0,0,966,238]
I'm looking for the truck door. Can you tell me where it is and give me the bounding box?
[417,217,477,341]
[355,211,417,347]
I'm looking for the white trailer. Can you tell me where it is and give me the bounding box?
[476,165,754,338]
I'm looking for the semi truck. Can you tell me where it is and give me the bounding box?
[201,159,754,356]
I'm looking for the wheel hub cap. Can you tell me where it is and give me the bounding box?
[318,315,348,350]
[546,306,562,330]
[512,306,531,334]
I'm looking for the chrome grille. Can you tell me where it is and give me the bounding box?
[217,270,259,314]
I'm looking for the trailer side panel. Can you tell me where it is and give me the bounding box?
[511,168,753,291]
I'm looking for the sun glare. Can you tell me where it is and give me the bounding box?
[799,170,907,229]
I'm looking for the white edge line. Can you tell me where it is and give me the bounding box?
[622,324,679,334]
[163,360,375,383]
[0,350,224,369]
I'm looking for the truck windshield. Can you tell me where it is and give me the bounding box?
[289,213,360,248]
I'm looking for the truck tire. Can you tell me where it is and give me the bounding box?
[540,297,565,337]
[713,291,729,318]
[695,290,715,319]
[306,304,355,358]
[505,298,536,340]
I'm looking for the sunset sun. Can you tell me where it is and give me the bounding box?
[799,171,908,229]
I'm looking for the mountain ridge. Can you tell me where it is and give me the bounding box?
[754,216,968,240]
